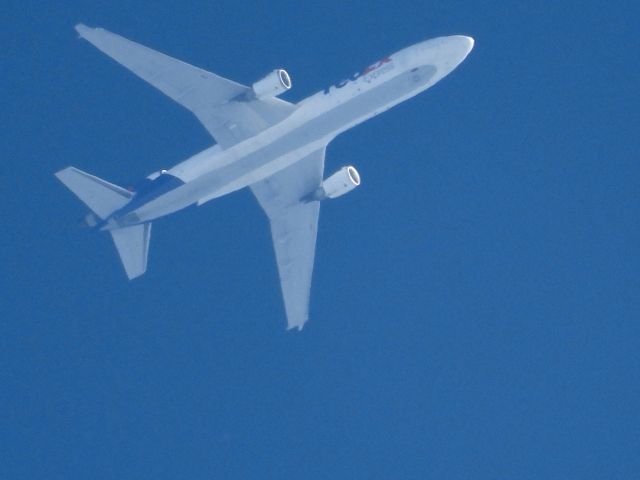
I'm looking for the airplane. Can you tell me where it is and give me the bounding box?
[56,24,474,330]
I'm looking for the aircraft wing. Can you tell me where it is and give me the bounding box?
[75,24,296,148]
[250,148,325,330]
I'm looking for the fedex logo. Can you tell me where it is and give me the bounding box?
[324,57,393,94]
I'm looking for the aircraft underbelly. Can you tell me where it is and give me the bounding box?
[133,64,438,222]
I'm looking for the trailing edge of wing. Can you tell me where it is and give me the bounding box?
[75,24,246,110]
[75,24,297,148]
[251,148,325,329]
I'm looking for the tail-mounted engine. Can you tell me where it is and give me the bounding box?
[252,69,292,98]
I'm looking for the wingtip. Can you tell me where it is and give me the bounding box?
[286,322,306,332]
[75,23,90,39]
[54,166,72,180]
[75,23,103,39]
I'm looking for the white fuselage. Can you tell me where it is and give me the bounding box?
[113,36,473,226]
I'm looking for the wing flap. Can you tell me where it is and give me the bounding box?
[250,148,326,329]
[75,24,297,148]
[75,24,247,109]
[269,203,320,329]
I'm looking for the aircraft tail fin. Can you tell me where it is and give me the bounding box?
[110,223,152,279]
[55,166,132,219]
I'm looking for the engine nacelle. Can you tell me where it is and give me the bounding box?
[145,169,167,180]
[252,69,292,98]
[319,166,361,199]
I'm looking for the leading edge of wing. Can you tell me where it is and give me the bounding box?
[250,148,326,330]
[74,24,298,148]
[75,23,248,106]
[76,24,296,148]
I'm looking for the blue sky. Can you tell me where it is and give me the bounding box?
[2,1,639,478]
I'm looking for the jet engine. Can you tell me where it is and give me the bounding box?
[252,69,292,98]
[319,166,361,199]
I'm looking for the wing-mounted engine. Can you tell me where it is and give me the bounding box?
[145,169,168,181]
[308,166,361,201]
[252,69,292,98]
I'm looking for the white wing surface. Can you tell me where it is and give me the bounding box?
[75,24,296,148]
[250,149,326,329]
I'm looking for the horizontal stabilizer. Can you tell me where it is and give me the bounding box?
[55,166,132,219]
[110,223,152,279]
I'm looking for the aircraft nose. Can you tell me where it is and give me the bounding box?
[421,35,473,75]
[447,35,475,62]
[415,35,475,70]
